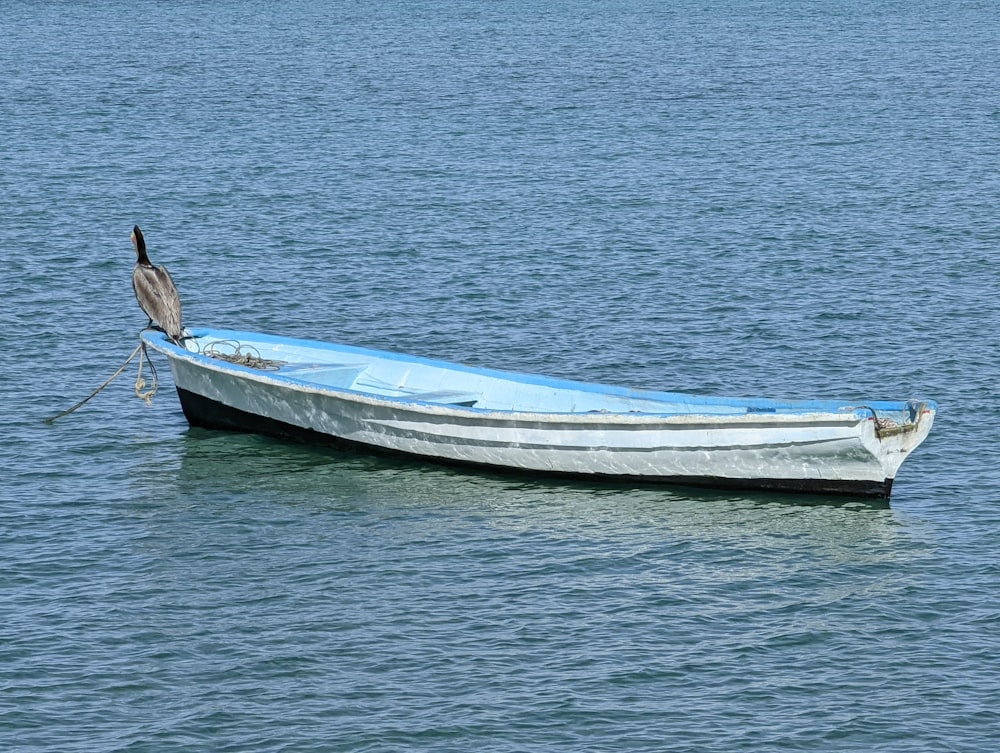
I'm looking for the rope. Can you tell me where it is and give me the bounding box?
[44,338,156,423]
[134,342,159,405]
[859,405,900,439]
[45,335,284,424]
[202,339,286,370]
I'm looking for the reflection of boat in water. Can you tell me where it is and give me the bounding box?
[142,327,936,499]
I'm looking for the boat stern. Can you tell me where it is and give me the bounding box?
[868,399,937,481]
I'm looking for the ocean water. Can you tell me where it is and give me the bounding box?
[2,1,999,751]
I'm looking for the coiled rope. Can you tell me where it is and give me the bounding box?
[201,339,286,370]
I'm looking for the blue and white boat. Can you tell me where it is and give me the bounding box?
[141,328,936,498]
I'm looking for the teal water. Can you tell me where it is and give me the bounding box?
[2,1,998,751]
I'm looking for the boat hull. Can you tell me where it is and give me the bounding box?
[141,329,936,499]
[175,385,892,497]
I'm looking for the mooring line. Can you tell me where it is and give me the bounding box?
[44,338,156,423]
[134,341,159,405]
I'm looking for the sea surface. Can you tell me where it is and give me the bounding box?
[2,1,999,751]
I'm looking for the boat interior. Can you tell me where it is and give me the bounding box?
[181,331,927,424]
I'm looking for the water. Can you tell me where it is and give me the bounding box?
[2,1,999,750]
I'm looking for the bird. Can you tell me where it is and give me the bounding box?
[131,225,184,344]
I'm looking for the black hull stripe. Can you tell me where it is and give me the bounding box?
[360,426,846,454]
[176,388,892,499]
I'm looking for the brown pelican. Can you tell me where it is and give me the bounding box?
[131,225,183,344]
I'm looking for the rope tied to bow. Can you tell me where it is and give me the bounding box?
[44,336,160,423]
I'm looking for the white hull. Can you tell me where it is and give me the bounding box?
[142,329,936,497]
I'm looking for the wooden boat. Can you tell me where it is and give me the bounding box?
[141,328,936,498]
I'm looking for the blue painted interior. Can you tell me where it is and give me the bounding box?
[144,329,935,422]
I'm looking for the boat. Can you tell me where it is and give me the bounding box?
[140,328,936,498]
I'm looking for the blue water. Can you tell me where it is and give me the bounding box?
[3,1,999,751]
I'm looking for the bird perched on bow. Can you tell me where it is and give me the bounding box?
[131,225,183,344]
